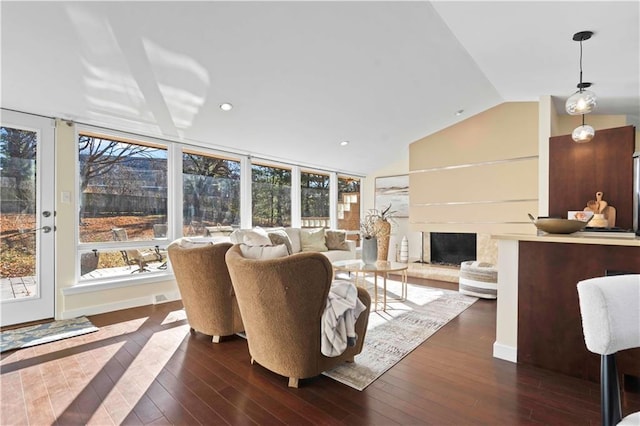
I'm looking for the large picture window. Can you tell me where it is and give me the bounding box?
[78,133,168,278]
[301,170,329,228]
[252,162,291,227]
[74,130,359,284]
[183,150,240,236]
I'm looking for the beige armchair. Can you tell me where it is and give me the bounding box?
[167,239,244,343]
[225,244,371,388]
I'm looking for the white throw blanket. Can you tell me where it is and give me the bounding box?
[321,280,367,357]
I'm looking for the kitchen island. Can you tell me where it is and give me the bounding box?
[493,232,640,383]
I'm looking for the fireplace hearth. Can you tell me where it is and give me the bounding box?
[429,232,477,266]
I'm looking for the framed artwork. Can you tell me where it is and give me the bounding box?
[375,174,409,217]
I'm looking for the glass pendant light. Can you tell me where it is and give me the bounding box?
[572,115,595,143]
[566,87,597,115]
[565,31,597,115]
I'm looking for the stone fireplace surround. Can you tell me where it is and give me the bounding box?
[405,232,498,282]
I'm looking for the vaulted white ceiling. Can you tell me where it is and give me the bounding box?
[1,1,638,175]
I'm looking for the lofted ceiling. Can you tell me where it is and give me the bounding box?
[1,1,638,176]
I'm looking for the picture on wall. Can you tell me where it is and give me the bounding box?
[375,174,409,218]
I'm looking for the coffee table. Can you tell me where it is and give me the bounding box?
[332,260,408,311]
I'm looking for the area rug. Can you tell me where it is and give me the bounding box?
[0,316,98,353]
[323,279,477,390]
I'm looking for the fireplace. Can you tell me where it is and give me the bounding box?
[429,232,477,265]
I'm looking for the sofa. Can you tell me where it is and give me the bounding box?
[225,244,370,387]
[229,227,356,262]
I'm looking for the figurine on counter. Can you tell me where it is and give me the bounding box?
[584,191,616,228]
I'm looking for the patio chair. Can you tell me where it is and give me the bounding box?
[153,223,168,238]
[112,228,164,273]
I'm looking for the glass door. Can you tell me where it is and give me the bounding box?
[1,110,55,326]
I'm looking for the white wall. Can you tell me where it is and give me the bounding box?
[361,147,423,261]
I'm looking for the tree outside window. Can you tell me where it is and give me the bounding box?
[252,163,291,227]
[183,151,240,235]
[301,171,329,228]
[0,127,37,278]
[78,134,168,244]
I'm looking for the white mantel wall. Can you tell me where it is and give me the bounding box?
[361,148,424,261]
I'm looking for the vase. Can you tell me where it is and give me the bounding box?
[400,235,409,263]
[362,237,378,264]
[375,219,391,261]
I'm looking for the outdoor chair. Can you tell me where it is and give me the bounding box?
[153,223,168,239]
[112,228,164,273]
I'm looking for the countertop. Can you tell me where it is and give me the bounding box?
[492,231,640,247]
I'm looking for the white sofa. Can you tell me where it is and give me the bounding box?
[229,227,356,262]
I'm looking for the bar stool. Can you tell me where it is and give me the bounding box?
[577,274,640,426]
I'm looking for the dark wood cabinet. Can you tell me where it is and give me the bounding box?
[517,241,640,383]
[549,125,635,229]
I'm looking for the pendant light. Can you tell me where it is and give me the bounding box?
[572,114,595,143]
[565,31,597,115]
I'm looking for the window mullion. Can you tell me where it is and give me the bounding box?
[291,166,301,228]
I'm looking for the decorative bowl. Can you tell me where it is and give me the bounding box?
[531,217,588,234]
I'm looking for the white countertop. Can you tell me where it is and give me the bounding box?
[492,232,640,247]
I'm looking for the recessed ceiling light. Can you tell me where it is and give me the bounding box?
[340,141,349,146]
[219,103,233,111]
[455,109,464,116]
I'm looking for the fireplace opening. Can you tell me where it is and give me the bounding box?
[430,232,477,266]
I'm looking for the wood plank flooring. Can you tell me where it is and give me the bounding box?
[2,278,639,425]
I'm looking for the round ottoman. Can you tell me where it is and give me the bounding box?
[459,261,498,299]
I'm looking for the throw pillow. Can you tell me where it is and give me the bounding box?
[267,229,293,255]
[239,243,289,260]
[325,230,350,251]
[242,228,272,246]
[284,228,302,253]
[300,228,328,252]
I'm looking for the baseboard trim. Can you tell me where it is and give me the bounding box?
[493,342,517,363]
[61,292,180,319]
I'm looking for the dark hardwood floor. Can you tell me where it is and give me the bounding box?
[2,277,639,425]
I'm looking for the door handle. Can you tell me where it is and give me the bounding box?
[42,226,53,233]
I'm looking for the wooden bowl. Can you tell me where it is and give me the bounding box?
[533,217,588,234]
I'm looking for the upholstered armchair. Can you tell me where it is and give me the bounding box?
[225,244,371,388]
[167,239,244,343]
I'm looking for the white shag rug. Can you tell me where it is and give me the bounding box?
[323,277,477,390]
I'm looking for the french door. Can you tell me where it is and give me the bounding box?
[1,110,55,327]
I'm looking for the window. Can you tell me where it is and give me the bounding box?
[183,150,240,236]
[338,176,361,243]
[301,170,330,228]
[78,133,168,279]
[0,127,37,282]
[74,128,359,286]
[252,162,291,227]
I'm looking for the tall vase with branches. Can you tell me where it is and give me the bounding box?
[373,204,396,261]
[360,211,379,264]
[360,204,396,263]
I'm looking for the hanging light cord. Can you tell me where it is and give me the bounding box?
[578,38,584,91]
